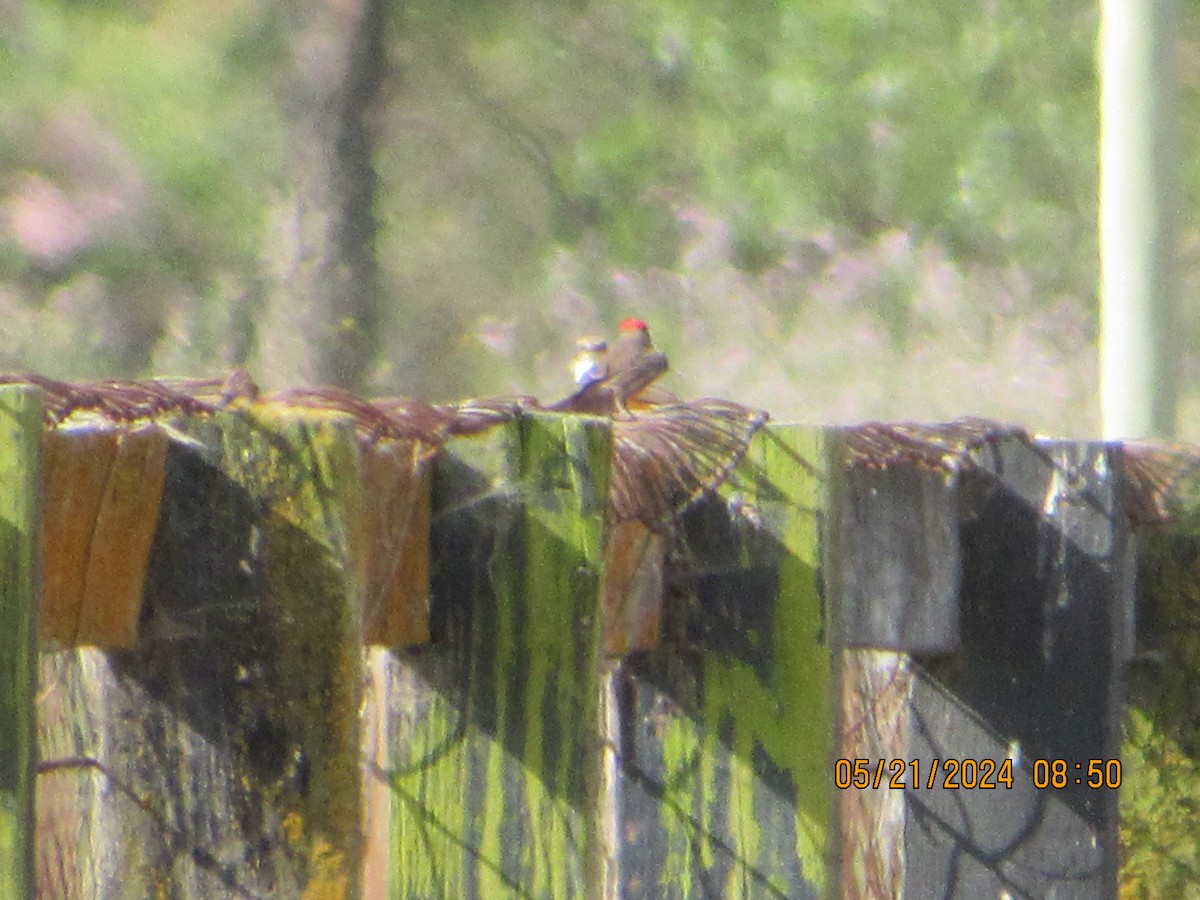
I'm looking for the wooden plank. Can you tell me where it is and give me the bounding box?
[828,425,962,898]
[837,649,911,899]
[36,408,366,898]
[0,386,42,900]
[40,428,118,646]
[614,424,830,899]
[363,412,610,899]
[827,450,961,653]
[78,426,170,647]
[909,439,1125,898]
[360,440,432,647]
[832,436,1130,899]
[601,519,665,655]
[41,425,170,648]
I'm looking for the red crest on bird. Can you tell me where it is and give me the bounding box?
[619,318,649,332]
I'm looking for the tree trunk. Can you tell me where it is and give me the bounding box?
[258,0,389,392]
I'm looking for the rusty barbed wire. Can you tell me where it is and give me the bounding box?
[0,374,221,425]
[841,416,1030,473]
[1121,440,1200,526]
[6,374,1193,528]
[608,398,769,530]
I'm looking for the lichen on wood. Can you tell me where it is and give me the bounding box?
[615,425,830,899]
[0,385,41,900]
[36,408,367,898]
[365,412,611,899]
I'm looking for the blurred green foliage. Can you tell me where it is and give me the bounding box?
[0,1,283,375]
[1124,500,1200,898]
[0,0,1194,433]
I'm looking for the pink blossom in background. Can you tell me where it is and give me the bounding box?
[4,175,93,265]
[474,315,516,356]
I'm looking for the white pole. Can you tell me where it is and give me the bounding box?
[1099,0,1179,439]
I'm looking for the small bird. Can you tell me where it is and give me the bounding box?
[551,318,670,417]
[571,336,609,387]
[605,318,668,410]
[546,320,768,529]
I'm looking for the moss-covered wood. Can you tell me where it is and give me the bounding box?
[36,408,366,898]
[0,386,41,900]
[363,413,611,899]
[1121,463,1200,897]
[10,393,1160,897]
[614,425,830,898]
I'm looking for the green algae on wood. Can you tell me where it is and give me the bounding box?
[369,413,611,899]
[35,408,365,898]
[0,386,41,900]
[616,424,830,899]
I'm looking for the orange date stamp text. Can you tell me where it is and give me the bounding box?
[833,758,1122,790]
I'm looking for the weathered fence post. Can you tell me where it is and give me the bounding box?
[0,385,41,900]
[37,407,367,897]
[362,413,611,897]
[612,425,831,898]
[830,432,1132,898]
[10,385,1168,897]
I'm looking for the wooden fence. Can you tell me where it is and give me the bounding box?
[0,382,1192,898]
